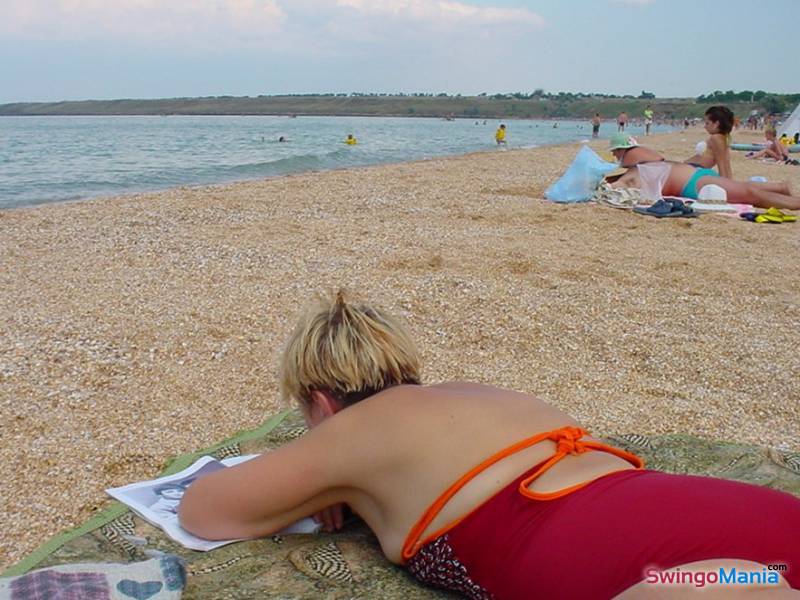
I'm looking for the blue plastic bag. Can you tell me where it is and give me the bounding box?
[544,145,619,203]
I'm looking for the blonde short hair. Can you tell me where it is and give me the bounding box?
[280,290,421,408]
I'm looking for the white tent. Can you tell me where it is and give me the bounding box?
[777,101,800,137]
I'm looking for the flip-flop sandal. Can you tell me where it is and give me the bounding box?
[765,207,798,222]
[634,206,697,218]
[674,208,698,218]
[633,198,674,216]
[755,214,782,223]
[633,207,683,217]
[669,199,697,216]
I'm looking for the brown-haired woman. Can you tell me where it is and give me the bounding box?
[685,105,735,178]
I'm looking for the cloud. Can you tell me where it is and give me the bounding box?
[0,0,544,59]
[335,0,545,29]
[610,0,655,5]
[1,0,287,45]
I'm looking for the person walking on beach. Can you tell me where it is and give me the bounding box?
[748,110,759,130]
[643,105,654,136]
[591,113,601,138]
[617,111,628,132]
[495,123,507,146]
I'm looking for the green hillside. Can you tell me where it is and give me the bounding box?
[0,93,790,119]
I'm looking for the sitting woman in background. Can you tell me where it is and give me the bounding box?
[611,157,800,209]
[747,127,793,163]
[179,292,800,598]
[684,105,734,178]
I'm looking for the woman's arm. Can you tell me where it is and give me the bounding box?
[609,168,639,189]
[178,419,355,540]
[710,135,733,178]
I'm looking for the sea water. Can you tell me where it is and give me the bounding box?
[0,115,671,209]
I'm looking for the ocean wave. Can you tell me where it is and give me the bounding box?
[210,149,352,178]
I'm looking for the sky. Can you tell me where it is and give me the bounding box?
[1,0,798,103]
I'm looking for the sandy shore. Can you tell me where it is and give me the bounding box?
[1,128,799,570]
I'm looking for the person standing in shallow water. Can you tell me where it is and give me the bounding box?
[643,105,654,136]
[591,113,601,138]
[617,111,628,132]
[495,124,507,145]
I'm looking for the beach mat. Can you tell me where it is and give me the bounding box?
[4,410,800,599]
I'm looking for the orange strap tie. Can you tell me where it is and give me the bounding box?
[517,427,643,500]
[401,426,644,563]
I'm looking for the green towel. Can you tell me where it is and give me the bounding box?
[4,410,799,599]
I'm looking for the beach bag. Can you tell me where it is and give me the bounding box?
[545,145,620,203]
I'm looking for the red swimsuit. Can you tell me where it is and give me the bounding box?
[401,427,800,599]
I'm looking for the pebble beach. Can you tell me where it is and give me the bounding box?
[1,127,799,571]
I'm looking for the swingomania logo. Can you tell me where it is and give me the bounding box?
[644,564,788,588]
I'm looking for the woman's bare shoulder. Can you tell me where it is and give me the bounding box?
[621,146,664,166]
[364,381,506,398]
[708,134,728,149]
[348,382,531,421]
[417,381,531,399]
[427,381,498,392]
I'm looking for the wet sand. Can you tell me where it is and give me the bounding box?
[1,127,798,570]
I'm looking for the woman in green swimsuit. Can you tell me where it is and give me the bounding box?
[679,167,721,199]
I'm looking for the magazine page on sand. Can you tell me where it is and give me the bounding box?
[106,454,322,551]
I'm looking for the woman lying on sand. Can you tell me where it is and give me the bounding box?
[608,132,666,168]
[610,143,800,210]
[179,292,800,598]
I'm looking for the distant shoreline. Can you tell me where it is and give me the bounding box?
[0,95,762,120]
[0,112,682,121]
[0,113,661,122]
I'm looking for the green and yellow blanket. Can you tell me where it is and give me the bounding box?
[4,411,799,599]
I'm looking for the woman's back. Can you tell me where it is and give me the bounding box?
[331,382,636,562]
[180,292,800,596]
[619,145,664,167]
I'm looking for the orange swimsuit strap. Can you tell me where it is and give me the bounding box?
[401,426,644,563]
